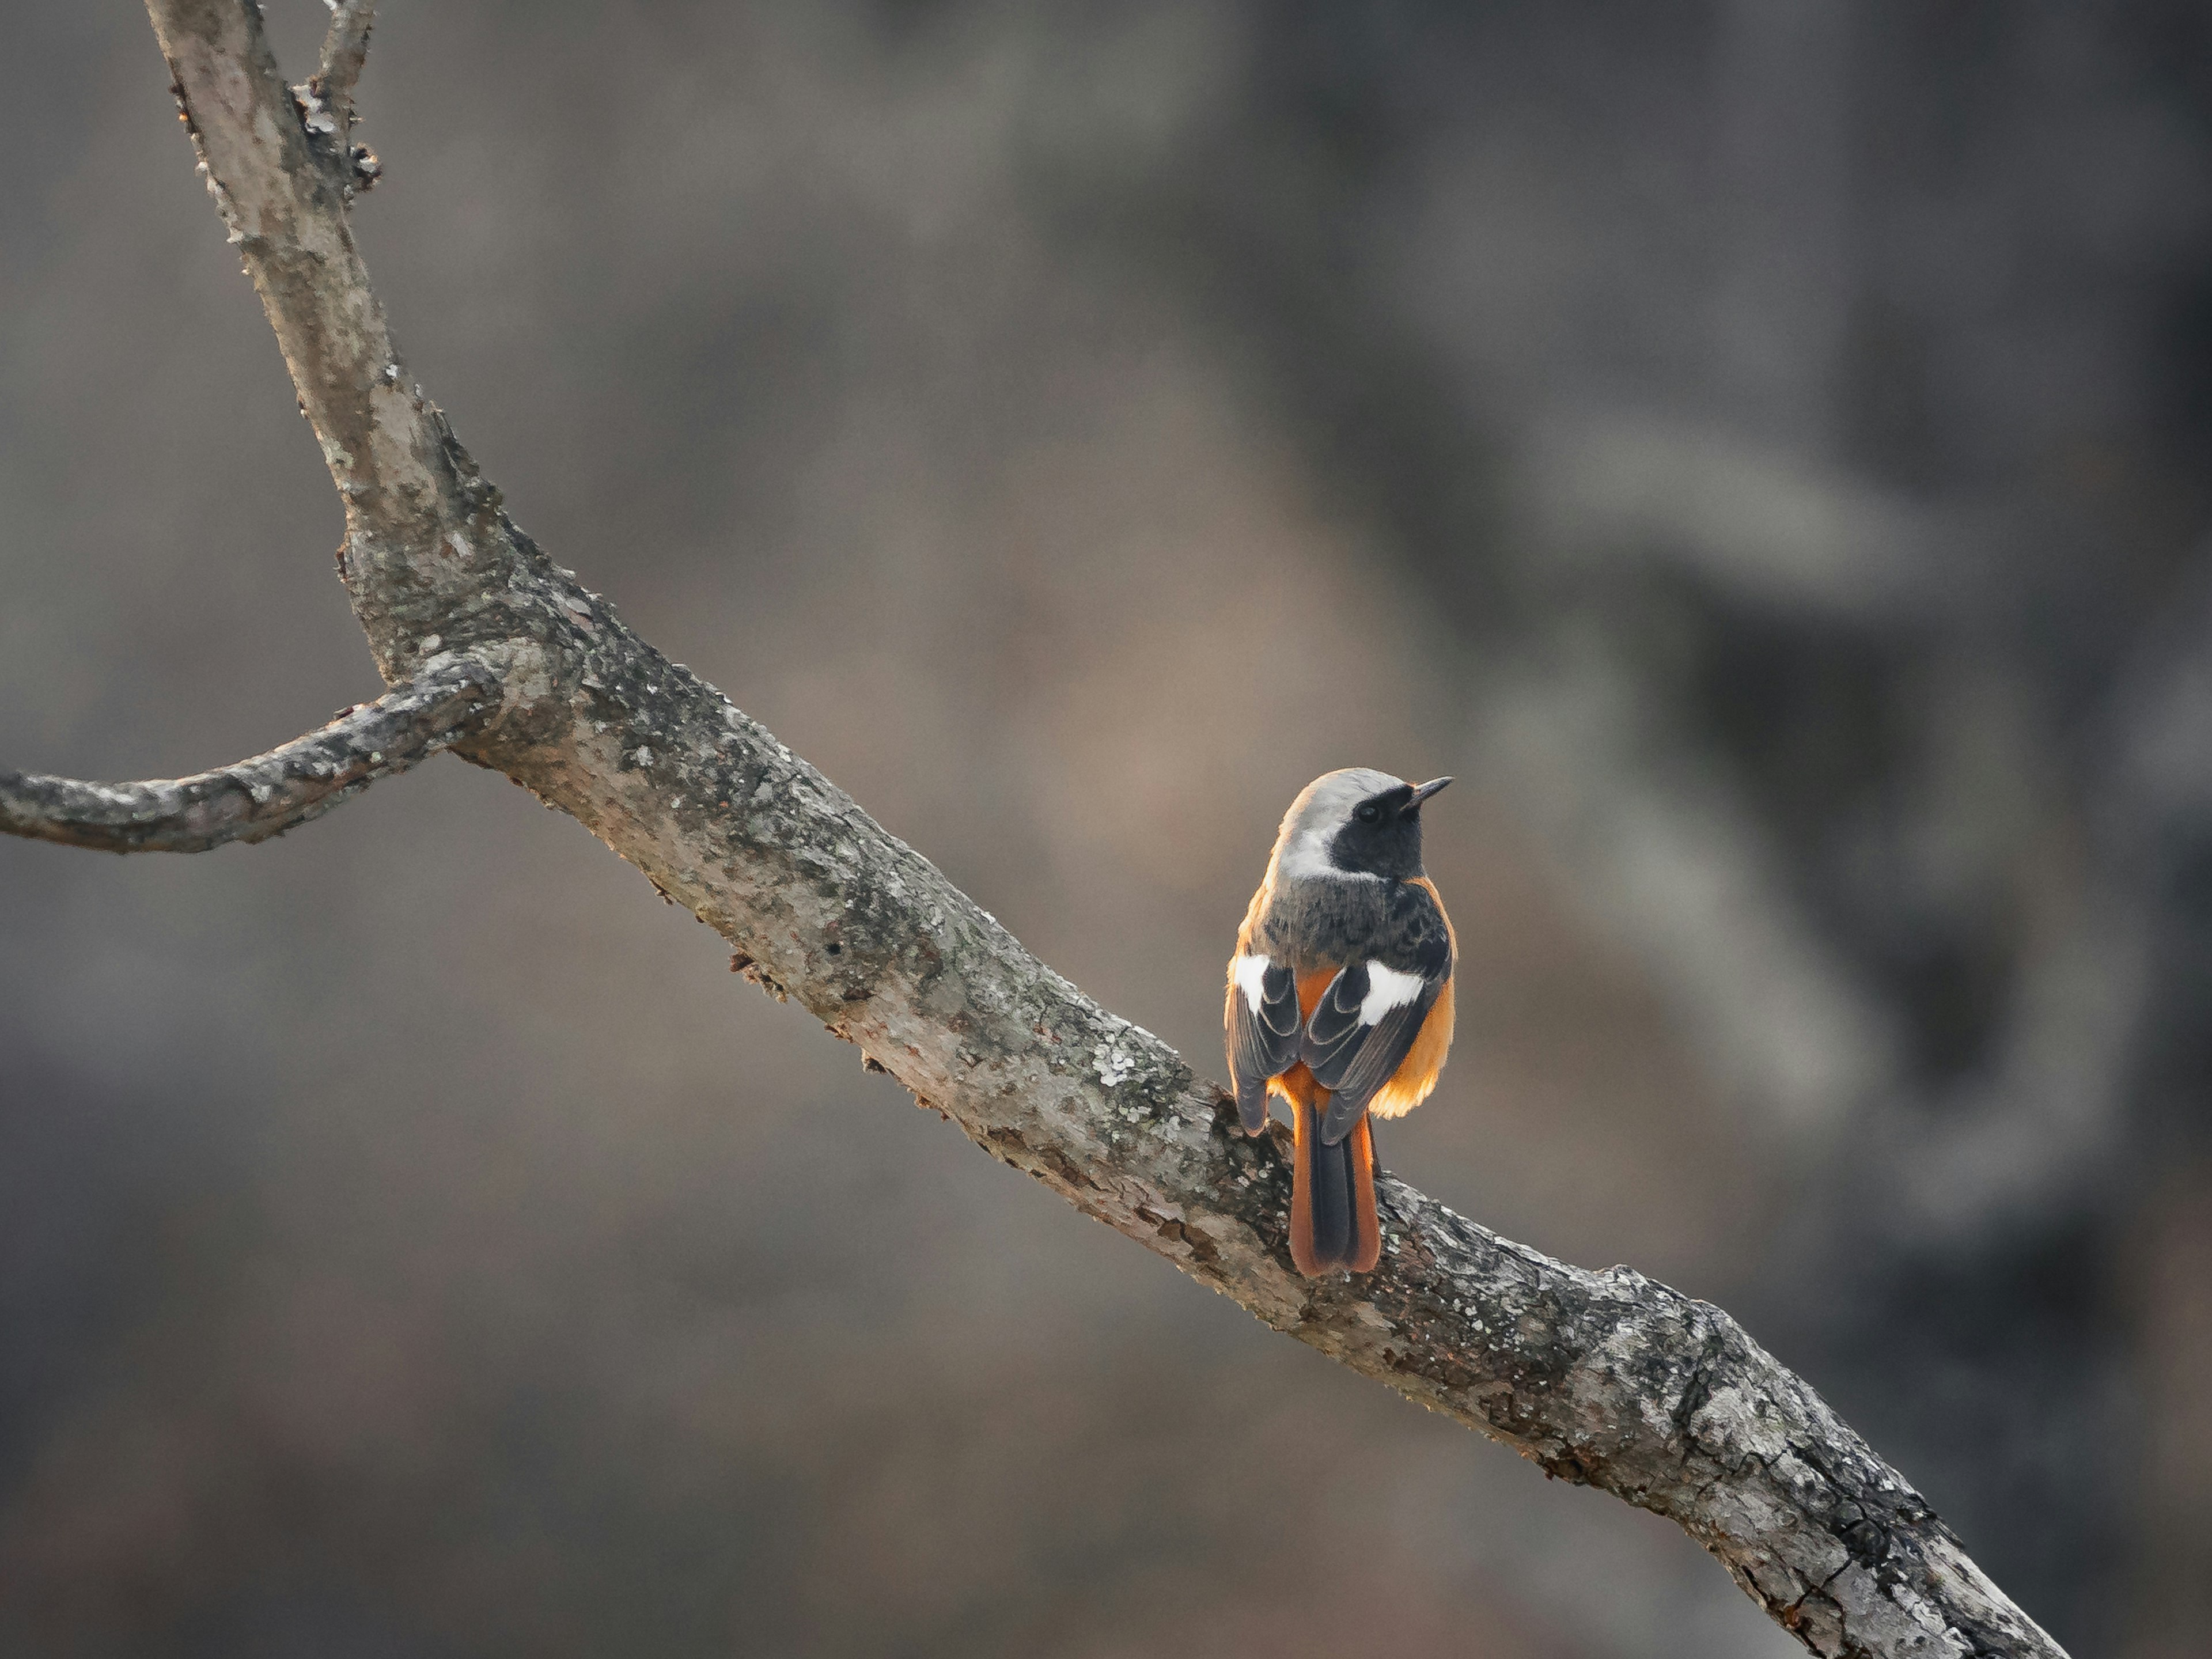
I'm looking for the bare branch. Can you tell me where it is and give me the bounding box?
[293,0,380,196]
[0,657,498,854]
[122,5,2067,1654]
[316,0,376,115]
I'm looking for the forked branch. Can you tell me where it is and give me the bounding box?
[0,5,2075,1654]
[301,0,378,189]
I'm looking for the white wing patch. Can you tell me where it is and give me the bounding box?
[1358,963,1426,1025]
[1232,952,1271,1013]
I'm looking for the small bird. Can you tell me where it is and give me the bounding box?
[1225,769,1456,1276]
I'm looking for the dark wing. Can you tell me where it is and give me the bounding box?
[1304,878,1455,1144]
[1226,955,1302,1133]
[1304,962,1446,1145]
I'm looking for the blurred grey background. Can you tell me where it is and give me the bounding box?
[2,3,2207,1655]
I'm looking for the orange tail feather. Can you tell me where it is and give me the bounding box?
[1290,1101,1316,1277]
[1286,1066,1380,1277]
[1346,1113,1381,1273]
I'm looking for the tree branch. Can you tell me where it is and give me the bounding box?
[316,0,376,116]
[111,5,2069,1654]
[0,657,498,853]
[296,0,380,196]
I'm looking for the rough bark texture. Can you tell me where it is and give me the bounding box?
[0,658,496,853]
[0,5,2070,1654]
[316,0,375,115]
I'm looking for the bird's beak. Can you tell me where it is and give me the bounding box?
[1408,777,1453,808]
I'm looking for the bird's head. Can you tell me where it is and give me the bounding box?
[1272,767,1451,882]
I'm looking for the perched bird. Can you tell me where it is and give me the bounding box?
[1225,769,1456,1275]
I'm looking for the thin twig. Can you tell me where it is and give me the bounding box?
[316,0,376,130]
[0,657,498,853]
[294,0,379,195]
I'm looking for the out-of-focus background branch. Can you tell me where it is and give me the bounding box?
[1,4,2202,1656]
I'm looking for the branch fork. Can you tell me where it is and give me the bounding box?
[295,0,380,196]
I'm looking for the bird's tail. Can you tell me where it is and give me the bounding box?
[1289,1073,1380,1276]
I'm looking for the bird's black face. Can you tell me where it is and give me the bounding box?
[1327,778,1448,879]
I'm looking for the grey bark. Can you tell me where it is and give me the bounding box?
[0,4,2071,1654]
[316,0,376,115]
[302,0,379,194]
[0,658,496,853]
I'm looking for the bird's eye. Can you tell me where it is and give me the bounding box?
[1355,802,1381,824]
